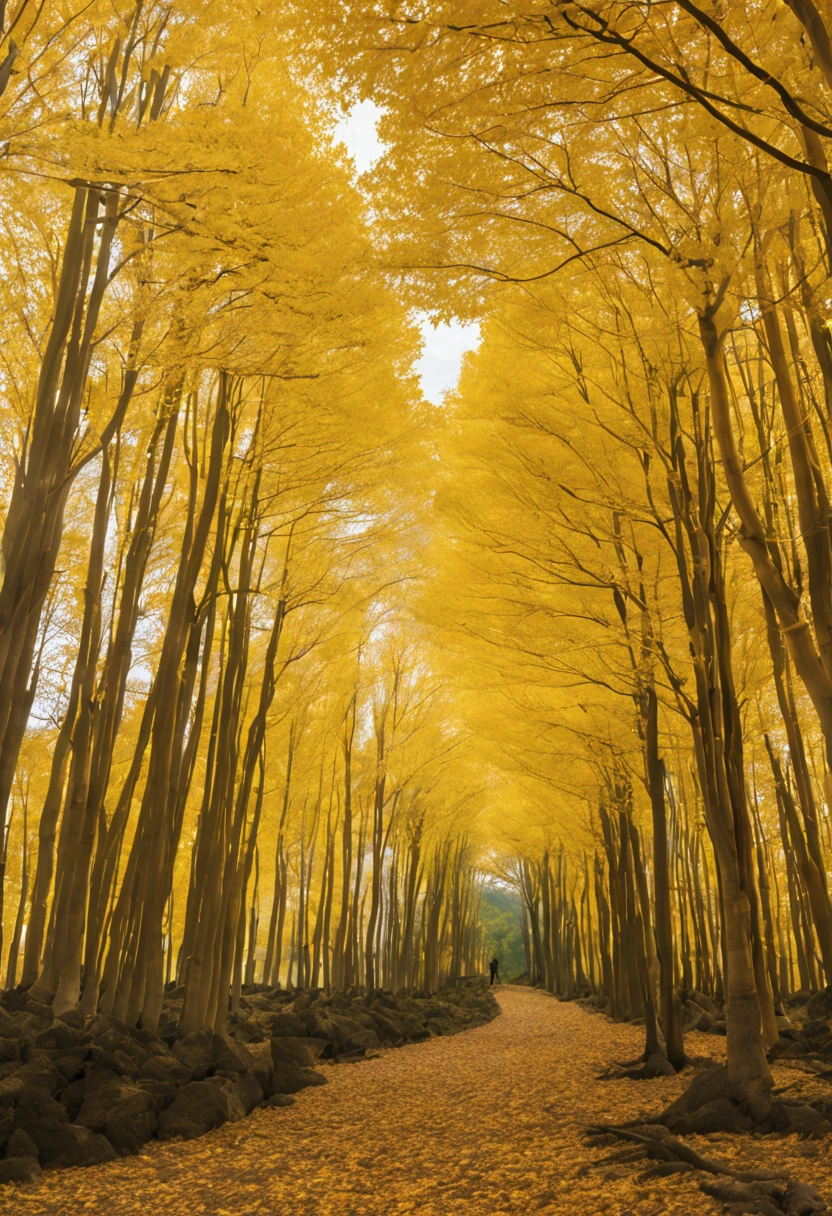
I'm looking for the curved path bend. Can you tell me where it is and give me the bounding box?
[4,987,830,1216]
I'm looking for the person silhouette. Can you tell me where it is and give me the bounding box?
[489,957,500,986]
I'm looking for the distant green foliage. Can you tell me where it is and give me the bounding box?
[480,885,526,979]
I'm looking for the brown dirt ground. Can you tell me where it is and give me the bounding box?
[2,986,831,1216]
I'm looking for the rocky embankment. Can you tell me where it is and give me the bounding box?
[681,983,832,1062]
[659,986,832,1137]
[569,982,832,1133]
[0,978,499,1184]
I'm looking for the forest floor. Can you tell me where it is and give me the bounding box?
[3,985,831,1216]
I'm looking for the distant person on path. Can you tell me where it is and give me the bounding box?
[489,957,500,985]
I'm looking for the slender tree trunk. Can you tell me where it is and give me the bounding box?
[644,685,685,1066]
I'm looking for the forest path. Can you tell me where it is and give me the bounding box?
[5,987,830,1216]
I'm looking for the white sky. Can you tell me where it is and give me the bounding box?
[333,102,480,405]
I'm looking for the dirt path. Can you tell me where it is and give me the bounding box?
[3,987,830,1216]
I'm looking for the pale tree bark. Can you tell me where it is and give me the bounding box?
[98,377,231,1028]
[644,686,686,1067]
[35,445,114,1012]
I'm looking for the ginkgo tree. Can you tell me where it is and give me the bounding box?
[0,0,491,1043]
[9,0,832,1176]
[295,0,832,1123]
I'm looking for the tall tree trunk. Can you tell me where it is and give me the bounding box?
[644,684,686,1067]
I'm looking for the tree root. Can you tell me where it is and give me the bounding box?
[596,1050,685,1081]
[585,1122,828,1214]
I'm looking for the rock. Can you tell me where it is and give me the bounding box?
[776,1014,796,1032]
[104,1088,158,1155]
[44,1043,89,1063]
[91,1032,147,1073]
[1,1011,51,1042]
[341,1008,379,1031]
[270,1059,317,1095]
[229,1071,263,1114]
[368,1011,406,1044]
[136,1080,178,1111]
[85,1014,129,1040]
[56,1007,85,1030]
[22,1000,54,1021]
[300,1013,339,1047]
[211,1034,249,1074]
[14,1087,67,1132]
[269,1011,308,1038]
[76,1079,141,1134]
[421,1000,455,1020]
[51,1053,86,1084]
[0,1109,12,1154]
[400,1017,430,1043]
[0,992,25,1015]
[0,1040,18,1064]
[782,1041,808,1058]
[686,990,721,1017]
[262,1093,295,1108]
[784,1180,829,1214]
[326,1016,380,1054]
[243,1041,275,1098]
[367,991,398,1012]
[806,987,832,1021]
[12,1089,63,1143]
[157,1078,246,1141]
[88,1045,137,1078]
[673,1097,753,1134]
[83,1063,124,1094]
[0,1078,27,1110]
[130,1027,169,1055]
[172,1028,215,1073]
[15,1090,116,1170]
[13,1054,62,1095]
[242,994,275,1012]
[91,1026,135,1052]
[302,1070,327,1087]
[269,1056,327,1095]
[6,1128,39,1159]
[684,1008,715,1032]
[0,1156,42,1183]
[783,1104,829,1135]
[137,1054,192,1086]
[227,1018,264,1044]
[291,991,322,1013]
[269,1037,327,1070]
[705,1020,727,1035]
[34,1022,88,1051]
[802,1018,830,1040]
[40,1125,117,1170]
[58,1080,85,1121]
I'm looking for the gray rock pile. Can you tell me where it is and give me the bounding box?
[0,978,499,1184]
[764,986,832,1064]
[682,984,832,1067]
[680,988,727,1036]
